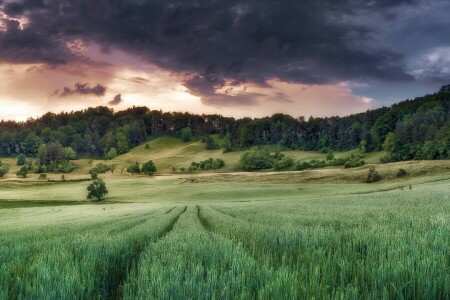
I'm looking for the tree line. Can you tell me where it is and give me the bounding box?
[0,87,449,162]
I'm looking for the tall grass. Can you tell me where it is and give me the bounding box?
[0,180,448,299]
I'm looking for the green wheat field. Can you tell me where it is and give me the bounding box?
[1,175,449,299]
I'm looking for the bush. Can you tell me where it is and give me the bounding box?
[274,156,294,170]
[240,149,273,171]
[180,127,194,142]
[16,165,29,178]
[90,163,111,174]
[326,151,335,161]
[212,158,225,170]
[34,164,46,174]
[380,154,392,163]
[105,148,118,160]
[0,163,9,178]
[319,147,331,154]
[17,154,26,166]
[145,143,150,149]
[57,161,76,173]
[90,172,98,180]
[63,147,77,160]
[397,168,407,177]
[204,136,220,150]
[38,173,47,180]
[142,160,157,176]
[127,162,141,174]
[366,167,381,183]
[87,179,108,201]
[188,158,225,171]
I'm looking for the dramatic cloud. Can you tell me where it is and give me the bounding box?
[55,82,107,97]
[0,0,432,103]
[0,0,449,118]
[108,94,122,105]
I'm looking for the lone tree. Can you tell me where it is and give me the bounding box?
[17,154,26,166]
[87,179,108,201]
[127,161,141,175]
[141,160,157,176]
[16,165,29,178]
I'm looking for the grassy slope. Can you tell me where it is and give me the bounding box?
[109,135,386,174]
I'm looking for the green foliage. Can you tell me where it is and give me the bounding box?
[91,172,98,180]
[16,165,29,178]
[180,127,194,142]
[397,168,407,177]
[16,154,26,166]
[296,154,365,170]
[187,158,225,171]
[145,143,150,149]
[57,161,76,173]
[127,161,141,174]
[326,151,335,161]
[86,179,108,201]
[239,149,273,171]
[37,142,65,166]
[90,163,111,174]
[274,156,294,170]
[38,173,47,179]
[63,147,77,160]
[0,162,9,178]
[366,167,381,183]
[204,135,220,150]
[141,160,157,176]
[105,148,118,160]
[222,133,233,153]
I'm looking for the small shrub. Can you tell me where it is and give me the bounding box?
[127,162,141,175]
[240,149,273,171]
[141,160,157,176]
[91,172,98,180]
[397,168,407,177]
[274,156,294,170]
[0,163,9,178]
[38,173,47,180]
[204,136,220,150]
[57,161,76,173]
[105,148,118,160]
[366,167,381,183]
[16,165,29,178]
[145,143,150,149]
[326,151,335,161]
[17,154,26,166]
[89,163,111,174]
[179,167,186,172]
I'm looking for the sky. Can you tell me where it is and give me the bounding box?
[0,0,449,121]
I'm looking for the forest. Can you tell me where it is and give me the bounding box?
[0,86,449,162]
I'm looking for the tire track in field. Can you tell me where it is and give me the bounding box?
[107,206,187,300]
[196,205,286,271]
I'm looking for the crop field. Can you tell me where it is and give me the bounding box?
[0,176,449,299]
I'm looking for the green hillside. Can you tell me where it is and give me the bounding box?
[108,135,386,174]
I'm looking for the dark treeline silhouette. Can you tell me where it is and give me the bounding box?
[1,87,449,162]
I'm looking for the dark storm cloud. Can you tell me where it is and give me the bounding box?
[0,0,447,105]
[55,82,107,97]
[108,94,122,105]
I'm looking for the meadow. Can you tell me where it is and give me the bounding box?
[0,173,449,299]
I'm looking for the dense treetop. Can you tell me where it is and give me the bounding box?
[0,88,449,161]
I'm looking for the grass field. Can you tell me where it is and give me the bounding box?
[0,137,449,298]
[0,176,448,299]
